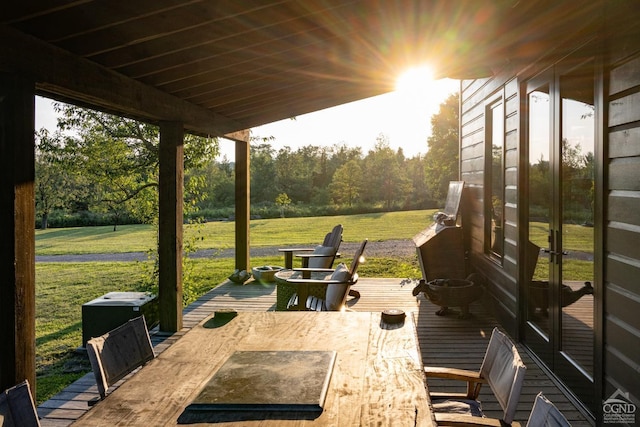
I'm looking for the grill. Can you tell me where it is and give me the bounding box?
[412,181,466,282]
[412,182,484,318]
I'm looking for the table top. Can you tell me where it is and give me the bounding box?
[72,311,434,426]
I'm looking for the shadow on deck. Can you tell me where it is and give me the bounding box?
[37,277,592,426]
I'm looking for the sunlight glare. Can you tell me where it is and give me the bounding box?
[396,65,436,93]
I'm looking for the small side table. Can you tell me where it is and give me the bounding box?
[278,248,314,269]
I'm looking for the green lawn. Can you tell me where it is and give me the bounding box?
[35,210,437,255]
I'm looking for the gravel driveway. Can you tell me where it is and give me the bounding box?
[36,239,417,263]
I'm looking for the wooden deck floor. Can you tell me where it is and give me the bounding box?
[37,278,592,426]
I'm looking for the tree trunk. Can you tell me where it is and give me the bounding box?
[41,212,48,230]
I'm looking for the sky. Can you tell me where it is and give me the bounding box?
[35,75,459,160]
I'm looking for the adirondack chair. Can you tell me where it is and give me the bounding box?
[86,315,155,403]
[278,224,343,269]
[525,392,571,427]
[0,380,41,427]
[285,239,367,311]
[425,327,527,426]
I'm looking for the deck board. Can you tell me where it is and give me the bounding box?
[37,277,592,426]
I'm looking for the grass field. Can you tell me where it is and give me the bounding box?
[35,210,436,255]
[34,210,433,403]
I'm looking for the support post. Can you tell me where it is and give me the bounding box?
[158,121,184,332]
[235,138,250,270]
[0,74,36,391]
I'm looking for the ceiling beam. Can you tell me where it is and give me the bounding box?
[0,25,245,137]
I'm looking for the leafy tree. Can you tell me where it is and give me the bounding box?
[361,135,411,209]
[404,154,431,209]
[312,146,332,190]
[193,156,235,208]
[314,144,363,205]
[275,192,292,217]
[424,92,460,204]
[561,139,594,222]
[35,129,88,229]
[529,155,550,220]
[330,159,363,207]
[250,142,278,203]
[328,143,362,173]
[274,146,318,203]
[51,103,218,229]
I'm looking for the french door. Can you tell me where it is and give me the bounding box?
[523,54,596,412]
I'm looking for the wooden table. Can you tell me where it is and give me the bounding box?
[72,311,434,426]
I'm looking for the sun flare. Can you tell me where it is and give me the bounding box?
[396,65,436,93]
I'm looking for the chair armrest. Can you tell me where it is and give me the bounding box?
[425,367,486,400]
[292,267,335,274]
[278,248,314,253]
[430,391,477,400]
[296,253,334,259]
[286,278,343,285]
[435,413,519,427]
[424,367,485,383]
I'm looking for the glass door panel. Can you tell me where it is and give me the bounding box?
[524,57,597,414]
[558,60,596,409]
[526,84,552,341]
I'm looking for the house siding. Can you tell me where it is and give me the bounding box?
[603,28,640,404]
[459,3,640,419]
[461,74,520,336]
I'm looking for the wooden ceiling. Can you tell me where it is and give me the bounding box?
[0,0,603,138]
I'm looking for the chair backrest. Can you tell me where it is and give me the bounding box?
[526,392,571,427]
[322,224,343,248]
[308,224,343,269]
[348,238,367,278]
[0,380,41,427]
[86,316,155,399]
[479,327,527,425]
[324,239,367,311]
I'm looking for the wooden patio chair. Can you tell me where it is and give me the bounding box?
[285,239,367,311]
[278,224,343,269]
[86,315,155,404]
[0,380,41,427]
[525,392,571,427]
[425,327,526,426]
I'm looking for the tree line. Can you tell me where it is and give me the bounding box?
[35,93,460,229]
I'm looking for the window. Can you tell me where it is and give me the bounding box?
[486,99,504,259]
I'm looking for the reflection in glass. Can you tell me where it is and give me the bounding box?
[560,63,595,377]
[527,87,551,336]
[489,101,504,258]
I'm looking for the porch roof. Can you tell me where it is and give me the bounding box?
[1,1,601,138]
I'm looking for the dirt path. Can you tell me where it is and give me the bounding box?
[35,239,417,263]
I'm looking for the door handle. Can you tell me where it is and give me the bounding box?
[543,231,562,263]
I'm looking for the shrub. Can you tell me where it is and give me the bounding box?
[37,210,144,228]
